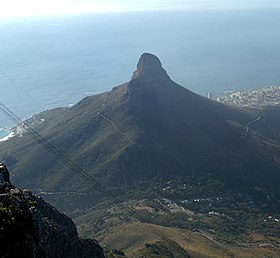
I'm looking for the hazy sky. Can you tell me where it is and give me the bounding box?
[0,0,280,19]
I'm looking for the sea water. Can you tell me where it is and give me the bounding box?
[0,9,280,135]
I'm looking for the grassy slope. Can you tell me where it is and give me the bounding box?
[1,72,280,196]
[74,197,280,258]
[87,221,280,258]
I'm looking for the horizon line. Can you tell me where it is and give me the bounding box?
[1,5,280,21]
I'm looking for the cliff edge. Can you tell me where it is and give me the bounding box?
[0,163,105,258]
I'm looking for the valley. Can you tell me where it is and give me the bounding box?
[74,191,280,257]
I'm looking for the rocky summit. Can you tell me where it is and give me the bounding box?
[131,53,170,81]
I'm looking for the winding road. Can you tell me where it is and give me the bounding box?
[243,107,280,139]
[97,112,136,145]
[243,115,262,138]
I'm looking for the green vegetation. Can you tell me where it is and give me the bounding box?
[1,54,280,257]
[135,240,189,258]
[69,175,280,245]
[1,55,280,211]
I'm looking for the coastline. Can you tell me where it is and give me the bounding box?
[0,129,14,142]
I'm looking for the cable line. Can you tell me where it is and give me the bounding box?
[0,71,45,110]
[0,102,190,257]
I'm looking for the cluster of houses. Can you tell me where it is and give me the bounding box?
[217,86,280,107]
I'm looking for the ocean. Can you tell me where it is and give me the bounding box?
[0,9,280,137]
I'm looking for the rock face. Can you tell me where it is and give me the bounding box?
[0,164,104,258]
[0,162,12,193]
[30,192,105,258]
[131,53,169,81]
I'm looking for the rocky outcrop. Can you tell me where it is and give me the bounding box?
[131,53,170,83]
[0,162,12,193]
[136,240,190,258]
[29,190,104,258]
[0,163,104,258]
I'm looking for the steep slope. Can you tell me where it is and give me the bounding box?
[0,187,104,257]
[0,53,280,205]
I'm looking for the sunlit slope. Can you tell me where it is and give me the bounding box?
[89,221,280,258]
[1,53,280,196]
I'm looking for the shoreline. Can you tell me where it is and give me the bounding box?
[0,130,14,142]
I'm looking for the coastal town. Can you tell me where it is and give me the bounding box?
[216,85,280,107]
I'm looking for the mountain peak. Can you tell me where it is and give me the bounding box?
[137,53,162,71]
[131,53,169,81]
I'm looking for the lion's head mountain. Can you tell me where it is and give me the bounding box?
[1,53,280,210]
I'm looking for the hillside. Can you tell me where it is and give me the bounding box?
[1,53,280,257]
[0,53,279,201]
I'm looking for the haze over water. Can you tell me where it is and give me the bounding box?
[0,9,280,136]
